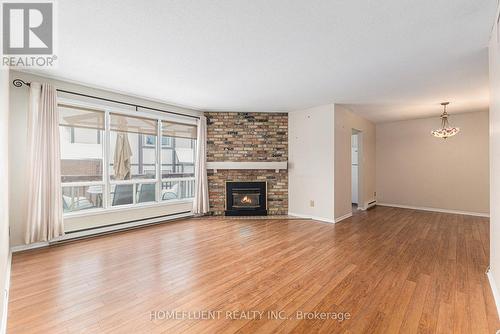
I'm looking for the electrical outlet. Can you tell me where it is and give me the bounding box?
[309,200,315,207]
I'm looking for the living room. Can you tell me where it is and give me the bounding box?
[0,1,499,333]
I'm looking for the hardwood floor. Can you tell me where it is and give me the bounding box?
[7,206,499,333]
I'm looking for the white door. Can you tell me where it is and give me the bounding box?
[352,165,358,204]
[352,147,358,165]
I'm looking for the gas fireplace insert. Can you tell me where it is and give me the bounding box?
[225,181,267,216]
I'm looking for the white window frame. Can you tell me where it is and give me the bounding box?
[59,97,197,218]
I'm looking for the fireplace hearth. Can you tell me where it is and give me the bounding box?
[225,181,267,216]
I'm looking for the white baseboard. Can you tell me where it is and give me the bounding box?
[487,268,500,319]
[335,212,353,223]
[1,251,12,334]
[11,212,194,253]
[287,212,335,224]
[376,203,489,217]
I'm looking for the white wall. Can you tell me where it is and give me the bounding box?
[489,3,500,314]
[334,105,376,219]
[0,69,11,333]
[377,111,489,215]
[288,104,335,222]
[9,71,201,246]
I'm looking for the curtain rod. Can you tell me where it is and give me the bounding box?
[12,78,200,120]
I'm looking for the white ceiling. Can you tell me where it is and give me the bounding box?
[30,0,496,122]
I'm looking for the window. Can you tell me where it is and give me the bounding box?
[59,101,197,215]
[109,113,158,181]
[109,113,158,206]
[59,104,105,213]
[62,185,103,213]
[143,134,171,147]
[161,121,197,201]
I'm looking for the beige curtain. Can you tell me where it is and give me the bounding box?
[193,116,209,215]
[25,82,64,243]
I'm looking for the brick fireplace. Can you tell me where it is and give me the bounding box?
[205,112,288,216]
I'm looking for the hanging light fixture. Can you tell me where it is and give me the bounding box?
[431,102,460,139]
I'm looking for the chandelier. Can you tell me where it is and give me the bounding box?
[431,102,460,139]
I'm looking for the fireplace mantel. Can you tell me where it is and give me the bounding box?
[207,161,287,173]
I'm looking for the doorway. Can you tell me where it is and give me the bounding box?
[351,130,362,212]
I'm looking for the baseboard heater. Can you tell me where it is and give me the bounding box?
[11,211,196,253]
[54,211,194,245]
[366,200,377,209]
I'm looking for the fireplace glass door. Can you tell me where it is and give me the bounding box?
[225,181,267,216]
[232,192,260,208]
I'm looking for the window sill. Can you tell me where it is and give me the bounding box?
[63,198,194,219]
